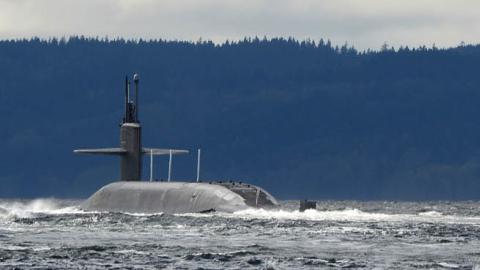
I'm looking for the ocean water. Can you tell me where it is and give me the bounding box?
[0,199,479,269]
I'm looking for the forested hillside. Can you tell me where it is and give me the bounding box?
[1,37,480,200]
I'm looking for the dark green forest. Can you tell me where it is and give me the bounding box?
[1,37,480,200]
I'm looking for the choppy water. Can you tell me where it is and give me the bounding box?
[1,199,480,269]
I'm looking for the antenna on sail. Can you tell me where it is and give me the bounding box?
[133,73,139,122]
[123,75,136,123]
[196,149,201,182]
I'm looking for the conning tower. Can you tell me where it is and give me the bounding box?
[74,74,187,181]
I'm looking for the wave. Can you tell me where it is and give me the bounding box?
[0,199,83,219]
[230,208,480,224]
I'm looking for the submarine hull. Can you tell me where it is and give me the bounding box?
[81,181,277,214]
[76,75,279,214]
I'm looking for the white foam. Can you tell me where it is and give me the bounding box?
[230,208,480,224]
[114,249,149,255]
[418,211,443,217]
[2,199,480,225]
[122,212,164,217]
[436,262,460,269]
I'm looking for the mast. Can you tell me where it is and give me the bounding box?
[134,74,139,123]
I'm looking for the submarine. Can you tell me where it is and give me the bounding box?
[74,74,278,214]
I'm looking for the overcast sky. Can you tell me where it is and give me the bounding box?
[0,0,479,50]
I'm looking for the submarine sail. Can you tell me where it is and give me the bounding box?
[74,74,188,181]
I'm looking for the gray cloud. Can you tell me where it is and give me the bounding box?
[0,0,479,49]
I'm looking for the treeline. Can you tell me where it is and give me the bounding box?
[1,37,480,200]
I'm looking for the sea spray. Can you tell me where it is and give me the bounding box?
[0,199,82,219]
